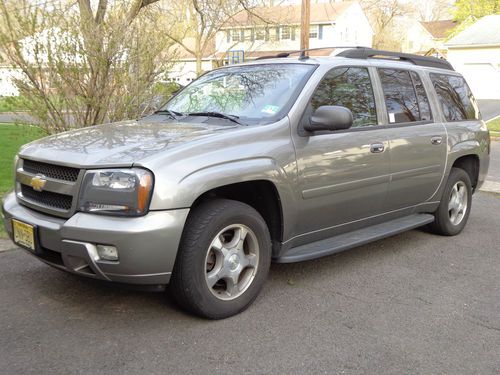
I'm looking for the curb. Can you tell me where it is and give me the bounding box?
[0,239,17,253]
[479,181,500,194]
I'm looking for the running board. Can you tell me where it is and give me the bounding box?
[275,214,434,263]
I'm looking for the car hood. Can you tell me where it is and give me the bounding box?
[18,118,238,167]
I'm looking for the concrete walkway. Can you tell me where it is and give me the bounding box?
[0,112,35,124]
[480,141,500,194]
[0,239,15,252]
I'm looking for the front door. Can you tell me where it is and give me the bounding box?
[292,66,390,242]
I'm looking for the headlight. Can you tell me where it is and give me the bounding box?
[78,168,154,216]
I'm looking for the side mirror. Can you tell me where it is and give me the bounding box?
[304,105,353,132]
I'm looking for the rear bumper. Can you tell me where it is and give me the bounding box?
[2,192,189,286]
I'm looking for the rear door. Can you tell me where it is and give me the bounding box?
[376,68,448,211]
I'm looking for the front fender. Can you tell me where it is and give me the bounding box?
[149,157,299,238]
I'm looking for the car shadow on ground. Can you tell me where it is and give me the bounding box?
[9,226,435,322]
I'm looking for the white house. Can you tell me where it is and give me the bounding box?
[445,15,500,100]
[215,1,373,61]
[0,64,22,97]
[166,1,373,85]
[399,18,457,56]
[164,38,218,86]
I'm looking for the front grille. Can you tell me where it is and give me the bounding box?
[21,185,73,211]
[23,159,79,182]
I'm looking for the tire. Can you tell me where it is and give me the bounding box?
[169,199,272,319]
[429,167,472,236]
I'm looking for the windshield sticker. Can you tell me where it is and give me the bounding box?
[261,105,279,115]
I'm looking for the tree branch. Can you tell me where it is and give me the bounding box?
[77,0,94,25]
[95,0,108,24]
[127,0,160,24]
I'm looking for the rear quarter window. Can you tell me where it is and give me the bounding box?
[430,73,480,121]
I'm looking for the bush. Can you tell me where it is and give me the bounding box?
[0,96,28,113]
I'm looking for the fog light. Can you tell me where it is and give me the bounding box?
[96,245,119,261]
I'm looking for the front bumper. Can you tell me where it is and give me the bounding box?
[2,192,189,286]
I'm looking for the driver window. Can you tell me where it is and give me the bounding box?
[310,67,378,127]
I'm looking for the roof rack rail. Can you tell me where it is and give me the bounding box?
[337,47,454,71]
[254,46,368,60]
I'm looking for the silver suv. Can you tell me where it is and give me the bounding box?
[2,48,490,318]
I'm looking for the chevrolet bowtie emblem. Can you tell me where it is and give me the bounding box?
[30,175,47,192]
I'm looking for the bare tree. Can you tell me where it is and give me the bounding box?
[360,0,414,50]
[161,0,273,76]
[0,0,175,133]
[416,0,454,21]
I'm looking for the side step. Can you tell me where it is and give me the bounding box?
[275,214,434,263]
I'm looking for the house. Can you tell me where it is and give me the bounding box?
[445,15,500,100]
[0,51,21,96]
[214,1,373,61]
[400,18,457,56]
[165,38,219,86]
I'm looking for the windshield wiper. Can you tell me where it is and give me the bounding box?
[185,111,243,125]
[153,109,183,120]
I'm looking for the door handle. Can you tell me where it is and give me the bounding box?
[370,143,385,153]
[431,136,443,145]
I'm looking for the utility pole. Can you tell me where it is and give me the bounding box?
[300,0,310,52]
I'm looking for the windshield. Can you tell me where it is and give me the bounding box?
[164,64,316,125]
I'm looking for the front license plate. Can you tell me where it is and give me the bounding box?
[12,219,35,251]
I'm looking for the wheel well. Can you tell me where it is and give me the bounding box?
[452,155,479,191]
[192,180,284,248]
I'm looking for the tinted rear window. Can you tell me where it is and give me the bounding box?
[430,73,480,121]
[411,71,432,121]
[378,69,432,124]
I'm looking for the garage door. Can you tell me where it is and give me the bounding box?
[460,63,500,100]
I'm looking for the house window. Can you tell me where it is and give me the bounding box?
[245,28,253,41]
[255,28,266,40]
[309,25,318,39]
[281,26,291,40]
[231,29,241,42]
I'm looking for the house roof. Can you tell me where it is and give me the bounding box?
[420,19,457,39]
[224,1,355,27]
[170,37,216,60]
[446,15,500,47]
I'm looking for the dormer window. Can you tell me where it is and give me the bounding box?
[309,25,318,39]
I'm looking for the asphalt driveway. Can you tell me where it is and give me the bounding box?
[1,191,499,374]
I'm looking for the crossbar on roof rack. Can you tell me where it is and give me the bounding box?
[254,46,368,60]
[253,46,454,71]
[337,47,454,71]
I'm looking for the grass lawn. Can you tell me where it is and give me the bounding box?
[0,123,47,238]
[487,117,500,134]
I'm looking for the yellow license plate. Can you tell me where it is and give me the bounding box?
[12,219,35,251]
